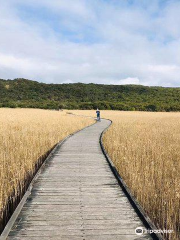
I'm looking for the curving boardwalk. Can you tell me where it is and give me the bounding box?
[5,119,152,240]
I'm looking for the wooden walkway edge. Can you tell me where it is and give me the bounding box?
[1,119,154,240]
[100,120,162,240]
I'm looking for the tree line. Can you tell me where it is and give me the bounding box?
[1,78,180,112]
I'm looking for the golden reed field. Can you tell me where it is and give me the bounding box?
[71,110,180,240]
[0,108,94,230]
[1,108,180,239]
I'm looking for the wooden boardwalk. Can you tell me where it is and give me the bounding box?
[5,119,152,240]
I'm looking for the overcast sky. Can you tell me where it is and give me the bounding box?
[1,0,180,86]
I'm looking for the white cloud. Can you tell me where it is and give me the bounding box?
[148,64,180,74]
[111,77,140,85]
[61,79,74,84]
[0,0,180,86]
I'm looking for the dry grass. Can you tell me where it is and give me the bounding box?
[0,108,94,227]
[71,110,180,240]
[1,108,180,239]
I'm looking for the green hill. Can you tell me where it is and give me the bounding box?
[1,78,180,111]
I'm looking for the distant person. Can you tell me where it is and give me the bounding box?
[96,108,101,121]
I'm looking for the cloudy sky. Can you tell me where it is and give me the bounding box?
[1,0,180,86]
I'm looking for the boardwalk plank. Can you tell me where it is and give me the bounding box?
[6,120,152,240]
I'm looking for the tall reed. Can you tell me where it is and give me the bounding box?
[0,108,94,231]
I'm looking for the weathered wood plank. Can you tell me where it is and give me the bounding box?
[5,120,152,240]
